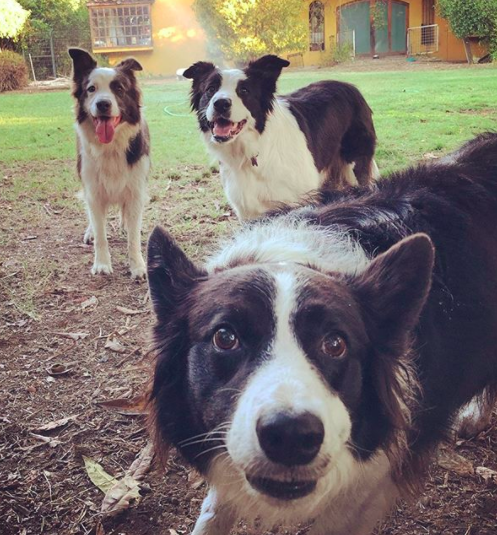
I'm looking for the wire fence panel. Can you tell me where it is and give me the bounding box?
[338,29,356,57]
[407,24,439,56]
[23,28,91,81]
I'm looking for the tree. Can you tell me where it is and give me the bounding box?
[0,0,30,41]
[438,0,497,63]
[17,0,89,36]
[193,0,307,64]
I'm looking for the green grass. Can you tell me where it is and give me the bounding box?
[1,66,496,174]
[0,64,495,321]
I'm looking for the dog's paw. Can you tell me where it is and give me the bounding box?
[91,262,113,276]
[455,397,493,438]
[130,264,147,280]
[84,227,94,244]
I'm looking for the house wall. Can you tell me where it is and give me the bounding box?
[105,0,206,76]
[297,0,486,67]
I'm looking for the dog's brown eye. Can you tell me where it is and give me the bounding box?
[213,327,239,351]
[322,335,347,358]
[88,85,96,93]
[239,86,249,95]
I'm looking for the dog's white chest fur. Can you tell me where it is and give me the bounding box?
[77,122,149,204]
[207,100,322,220]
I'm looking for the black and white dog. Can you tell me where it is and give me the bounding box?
[69,48,150,278]
[184,55,378,220]
[147,133,497,535]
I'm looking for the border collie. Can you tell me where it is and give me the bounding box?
[184,55,379,221]
[147,133,497,535]
[69,48,150,278]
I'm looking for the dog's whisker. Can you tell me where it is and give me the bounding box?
[194,444,227,460]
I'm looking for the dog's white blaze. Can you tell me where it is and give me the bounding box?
[206,69,248,124]
[207,214,370,276]
[221,270,355,518]
[85,68,120,118]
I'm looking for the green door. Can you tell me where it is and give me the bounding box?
[391,1,407,52]
[374,0,389,54]
[338,1,371,55]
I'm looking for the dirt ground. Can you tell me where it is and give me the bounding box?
[1,165,497,533]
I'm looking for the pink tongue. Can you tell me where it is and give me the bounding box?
[213,121,233,137]
[95,118,116,144]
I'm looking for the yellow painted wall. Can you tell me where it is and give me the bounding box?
[105,0,206,76]
[295,0,485,66]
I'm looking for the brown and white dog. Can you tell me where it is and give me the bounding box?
[69,48,150,278]
[184,55,379,220]
[147,133,497,534]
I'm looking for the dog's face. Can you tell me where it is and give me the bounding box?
[183,55,290,144]
[69,48,143,144]
[148,228,433,516]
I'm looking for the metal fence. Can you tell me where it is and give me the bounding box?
[23,28,91,81]
[337,29,356,57]
[407,24,439,56]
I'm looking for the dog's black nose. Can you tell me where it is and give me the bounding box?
[213,98,232,113]
[96,100,112,113]
[256,412,324,466]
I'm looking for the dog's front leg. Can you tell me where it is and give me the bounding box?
[87,198,112,275]
[122,199,146,279]
[191,488,237,535]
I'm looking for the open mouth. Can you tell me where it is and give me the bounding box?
[246,475,317,501]
[93,115,121,144]
[210,118,247,142]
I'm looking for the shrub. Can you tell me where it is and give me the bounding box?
[0,50,28,92]
[321,42,355,67]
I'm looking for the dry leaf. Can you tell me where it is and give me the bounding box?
[100,475,141,516]
[46,363,72,376]
[104,337,126,353]
[81,296,98,310]
[83,456,117,494]
[97,394,148,416]
[116,305,146,315]
[95,522,106,535]
[476,466,497,482]
[100,441,155,516]
[438,448,474,475]
[30,414,78,433]
[128,441,155,481]
[53,332,89,341]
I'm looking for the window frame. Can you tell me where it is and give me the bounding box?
[309,1,325,52]
[87,1,154,53]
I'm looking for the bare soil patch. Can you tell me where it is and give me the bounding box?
[1,162,496,535]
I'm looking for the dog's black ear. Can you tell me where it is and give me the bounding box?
[68,48,97,80]
[352,233,435,346]
[183,61,216,111]
[246,55,290,78]
[116,57,143,73]
[183,61,216,81]
[147,226,207,322]
[351,233,434,451]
